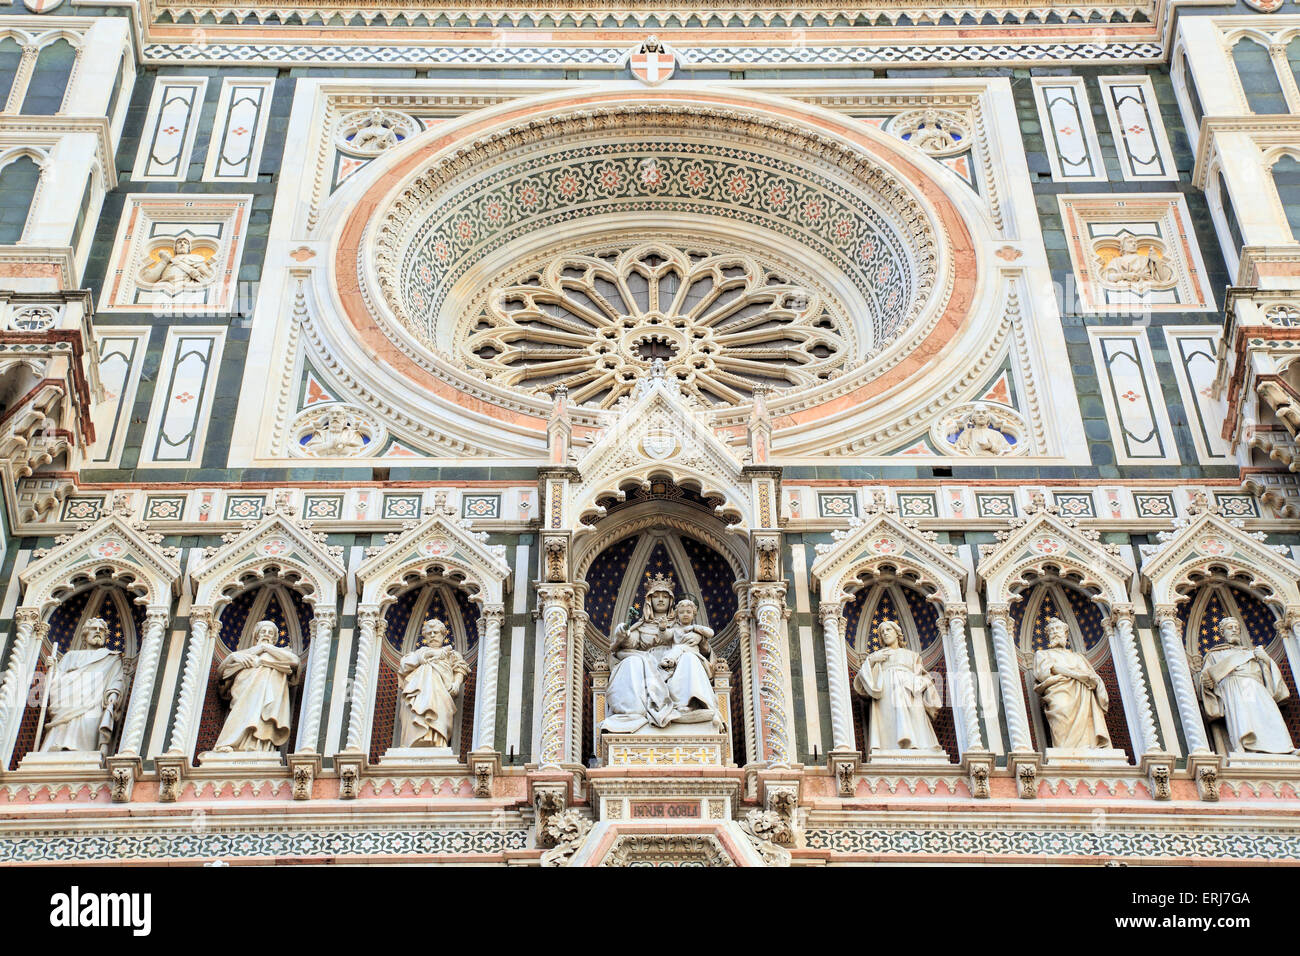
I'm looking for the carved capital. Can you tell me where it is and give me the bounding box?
[749,583,787,607]
[538,585,576,612]
[986,603,1011,625]
[817,601,845,627]
[313,607,339,631]
[1109,604,1136,627]
[1152,604,1180,626]
[13,606,40,628]
[942,605,969,627]
[481,604,506,625]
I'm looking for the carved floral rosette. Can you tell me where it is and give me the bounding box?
[336,108,420,157]
[288,403,387,458]
[930,401,1029,457]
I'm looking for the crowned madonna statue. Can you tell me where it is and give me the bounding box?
[599,574,724,741]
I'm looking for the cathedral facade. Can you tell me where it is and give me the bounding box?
[0,0,1299,866]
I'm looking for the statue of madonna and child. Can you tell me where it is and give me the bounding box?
[599,574,725,736]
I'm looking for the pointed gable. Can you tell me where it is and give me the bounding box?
[21,512,182,611]
[356,495,511,607]
[977,498,1131,607]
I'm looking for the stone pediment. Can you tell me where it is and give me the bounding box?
[571,371,751,528]
[22,513,182,610]
[356,500,510,605]
[976,506,1130,607]
[1142,508,1300,608]
[810,507,965,608]
[192,511,345,609]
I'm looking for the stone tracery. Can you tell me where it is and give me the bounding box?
[464,239,850,407]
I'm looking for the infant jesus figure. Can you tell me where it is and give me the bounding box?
[660,597,712,672]
[656,597,725,730]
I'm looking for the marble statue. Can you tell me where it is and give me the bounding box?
[1097,234,1175,293]
[138,236,215,292]
[1200,617,1296,755]
[304,407,368,457]
[38,618,126,755]
[1033,617,1112,750]
[397,619,470,748]
[350,108,400,153]
[852,619,943,752]
[661,598,723,727]
[953,403,1012,456]
[600,576,723,735]
[909,109,959,154]
[213,620,302,753]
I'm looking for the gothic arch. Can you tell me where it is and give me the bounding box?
[978,508,1131,610]
[977,507,1161,761]
[811,506,981,759]
[575,496,748,764]
[1142,509,1300,612]
[0,515,181,767]
[167,511,345,759]
[810,508,967,611]
[351,503,511,757]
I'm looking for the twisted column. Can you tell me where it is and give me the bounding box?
[750,583,793,766]
[472,604,506,752]
[817,601,855,752]
[296,607,336,753]
[987,604,1033,753]
[344,605,381,752]
[166,607,212,754]
[0,608,44,756]
[1111,605,1160,757]
[118,606,169,755]
[1154,605,1210,754]
[537,586,574,769]
[945,608,986,753]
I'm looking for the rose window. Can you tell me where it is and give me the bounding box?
[463,241,849,408]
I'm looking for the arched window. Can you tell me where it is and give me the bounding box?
[0,38,22,110]
[1272,155,1300,240]
[20,39,74,115]
[1010,579,1134,759]
[1233,39,1288,115]
[842,573,954,759]
[370,580,480,762]
[1176,580,1300,754]
[1215,168,1245,264]
[191,578,315,763]
[1179,48,1204,127]
[0,155,40,243]
[9,579,145,769]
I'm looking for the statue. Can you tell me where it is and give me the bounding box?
[908,109,959,154]
[852,619,943,752]
[599,576,723,735]
[1097,234,1175,293]
[1200,617,1296,755]
[397,619,470,749]
[349,108,400,153]
[952,403,1012,456]
[303,407,368,457]
[38,618,126,755]
[213,621,302,753]
[661,598,723,728]
[138,236,215,293]
[1033,617,1112,750]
